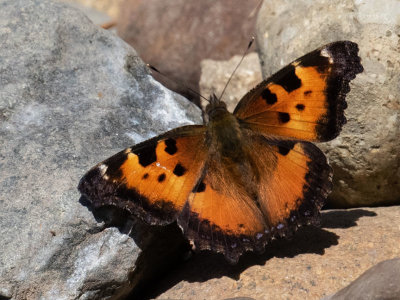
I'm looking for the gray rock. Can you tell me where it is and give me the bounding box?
[256,0,400,207]
[0,0,200,299]
[324,258,400,300]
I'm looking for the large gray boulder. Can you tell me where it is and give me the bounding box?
[0,0,200,299]
[256,0,400,207]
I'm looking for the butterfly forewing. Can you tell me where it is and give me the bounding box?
[234,41,363,142]
[78,125,208,225]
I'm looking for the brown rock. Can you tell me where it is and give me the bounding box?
[117,0,261,104]
[134,206,400,299]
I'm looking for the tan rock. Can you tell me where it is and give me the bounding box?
[64,0,122,19]
[152,206,400,299]
[60,0,113,26]
[199,52,262,112]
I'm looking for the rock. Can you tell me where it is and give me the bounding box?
[199,52,262,112]
[65,0,123,19]
[117,0,261,104]
[60,0,113,26]
[149,206,400,299]
[325,258,400,300]
[256,0,400,207]
[0,0,200,299]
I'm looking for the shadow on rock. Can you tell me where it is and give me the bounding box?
[80,197,375,300]
[131,225,338,299]
[131,208,375,299]
[321,208,377,229]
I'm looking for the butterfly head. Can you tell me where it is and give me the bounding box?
[205,94,228,120]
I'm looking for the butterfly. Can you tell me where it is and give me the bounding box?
[78,41,363,263]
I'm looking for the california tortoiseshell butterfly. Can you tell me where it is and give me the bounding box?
[78,41,363,263]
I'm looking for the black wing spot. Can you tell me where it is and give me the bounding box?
[165,138,177,155]
[261,88,277,105]
[142,173,149,179]
[193,180,206,193]
[278,141,296,156]
[278,112,290,123]
[133,141,157,167]
[275,64,302,92]
[304,90,312,96]
[296,104,305,111]
[158,173,166,182]
[173,163,186,176]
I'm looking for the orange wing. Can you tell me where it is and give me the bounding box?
[178,161,268,263]
[177,132,332,263]
[78,125,208,225]
[252,136,332,231]
[234,41,363,142]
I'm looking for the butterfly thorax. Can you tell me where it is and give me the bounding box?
[206,95,246,163]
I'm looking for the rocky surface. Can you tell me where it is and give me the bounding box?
[325,258,400,300]
[60,0,113,27]
[256,0,400,207]
[2,0,399,299]
[117,0,261,104]
[0,0,200,299]
[65,0,123,19]
[151,206,400,300]
[199,52,262,112]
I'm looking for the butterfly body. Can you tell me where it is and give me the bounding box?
[79,41,363,263]
[206,95,248,163]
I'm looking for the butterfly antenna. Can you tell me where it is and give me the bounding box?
[218,37,255,101]
[147,64,210,103]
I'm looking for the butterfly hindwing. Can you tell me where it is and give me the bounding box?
[178,158,269,263]
[252,136,332,230]
[78,125,208,225]
[234,41,363,142]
